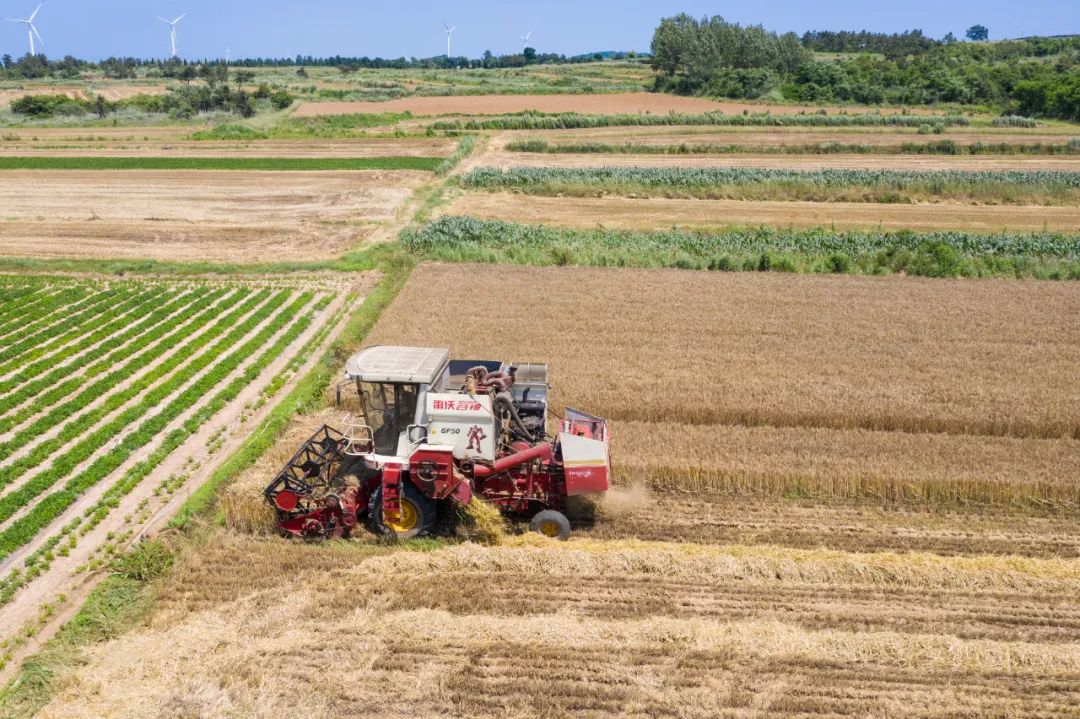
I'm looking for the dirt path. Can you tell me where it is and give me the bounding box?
[0,282,365,685]
[445,192,1080,233]
[0,138,455,158]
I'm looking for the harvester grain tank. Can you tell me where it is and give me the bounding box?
[264,346,611,540]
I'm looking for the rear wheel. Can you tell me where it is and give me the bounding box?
[530,509,571,541]
[368,481,436,540]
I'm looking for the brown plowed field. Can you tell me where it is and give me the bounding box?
[0,170,427,262]
[447,191,1080,232]
[0,85,164,104]
[292,92,948,117]
[0,138,454,158]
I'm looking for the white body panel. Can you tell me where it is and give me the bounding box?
[425,393,496,461]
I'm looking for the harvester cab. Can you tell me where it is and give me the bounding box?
[265,346,611,542]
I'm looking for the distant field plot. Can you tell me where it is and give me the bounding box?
[446,192,1080,233]
[0,137,456,159]
[0,273,352,608]
[368,264,1080,509]
[0,170,428,262]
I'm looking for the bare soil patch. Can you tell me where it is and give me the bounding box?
[447,192,1080,233]
[292,93,946,117]
[0,170,427,263]
[0,138,455,159]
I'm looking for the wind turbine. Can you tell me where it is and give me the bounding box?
[156,13,186,59]
[520,30,533,53]
[442,21,458,58]
[5,4,44,57]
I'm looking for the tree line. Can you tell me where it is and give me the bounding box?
[650,15,1080,120]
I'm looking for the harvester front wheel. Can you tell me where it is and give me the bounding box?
[530,510,571,541]
[368,482,436,540]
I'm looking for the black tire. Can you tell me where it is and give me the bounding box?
[368,480,437,540]
[530,509,571,541]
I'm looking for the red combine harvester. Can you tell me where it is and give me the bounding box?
[264,346,611,541]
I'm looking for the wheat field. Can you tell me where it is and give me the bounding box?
[364,263,1080,509]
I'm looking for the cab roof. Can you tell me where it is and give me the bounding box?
[345,346,450,384]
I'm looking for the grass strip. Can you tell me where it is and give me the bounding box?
[403,216,1080,280]
[0,156,443,172]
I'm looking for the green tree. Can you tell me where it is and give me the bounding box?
[94,94,107,119]
[966,25,989,41]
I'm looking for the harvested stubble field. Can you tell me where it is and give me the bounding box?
[30,532,1080,718]
[0,170,428,262]
[446,192,1080,233]
[0,138,456,159]
[292,92,945,118]
[367,264,1080,509]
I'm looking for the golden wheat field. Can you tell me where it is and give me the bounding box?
[363,263,1080,508]
[28,262,1080,719]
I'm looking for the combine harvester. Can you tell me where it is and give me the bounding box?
[264,346,610,540]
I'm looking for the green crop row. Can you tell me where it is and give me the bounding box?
[0,287,87,339]
[0,290,272,494]
[0,287,147,375]
[506,138,1080,156]
[0,288,224,426]
[0,300,320,606]
[0,285,116,345]
[461,166,1080,191]
[402,216,1080,279]
[0,293,316,561]
[0,286,58,325]
[430,111,972,131]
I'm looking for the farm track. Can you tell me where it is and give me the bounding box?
[446,191,1080,232]
[0,170,427,263]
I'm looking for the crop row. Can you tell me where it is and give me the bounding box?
[430,112,972,131]
[0,292,316,561]
[0,285,208,401]
[0,288,228,431]
[0,286,88,340]
[0,287,149,375]
[461,166,1080,191]
[0,285,107,341]
[0,300,321,605]
[402,216,1080,279]
[506,138,1080,156]
[0,289,273,497]
[0,286,61,327]
[0,285,121,351]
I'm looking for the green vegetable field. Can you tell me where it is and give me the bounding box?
[0,277,334,604]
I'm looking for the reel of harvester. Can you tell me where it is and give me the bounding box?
[263,425,362,540]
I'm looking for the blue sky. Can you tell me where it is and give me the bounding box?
[2,0,1078,61]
